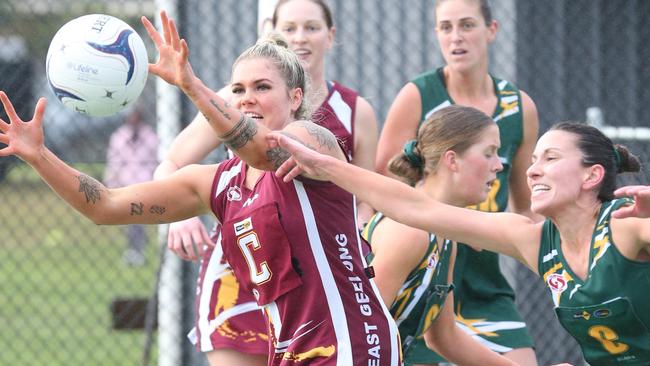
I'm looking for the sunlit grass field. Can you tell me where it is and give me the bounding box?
[1,163,160,365]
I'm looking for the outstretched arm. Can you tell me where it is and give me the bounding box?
[0,91,212,226]
[269,132,541,268]
[142,11,279,170]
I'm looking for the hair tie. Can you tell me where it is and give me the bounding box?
[403,139,423,168]
[613,147,621,169]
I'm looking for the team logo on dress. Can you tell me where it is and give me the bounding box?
[234,217,253,236]
[546,273,568,293]
[593,309,611,318]
[227,186,242,201]
[574,310,591,320]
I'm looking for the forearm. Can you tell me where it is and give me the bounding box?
[31,148,110,223]
[184,79,272,169]
[321,156,432,224]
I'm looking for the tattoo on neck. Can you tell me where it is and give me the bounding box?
[77,175,102,204]
[209,98,231,120]
[219,114,258,150]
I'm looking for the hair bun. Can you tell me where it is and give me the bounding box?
[257,31,289,49]
[614,144,641,173]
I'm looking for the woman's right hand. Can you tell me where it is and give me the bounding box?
[0,91,47,165]
[267,131,334,182]
[167,217,215,261]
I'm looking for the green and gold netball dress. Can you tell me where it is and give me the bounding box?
[538,199,650,366]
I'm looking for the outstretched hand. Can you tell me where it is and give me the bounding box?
[612,185,650,219]
[267,132,332,182]
[141,11,197,93]
[0,91,47,165]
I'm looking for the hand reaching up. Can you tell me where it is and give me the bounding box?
[141,11,198,94]
[0,91,47,165]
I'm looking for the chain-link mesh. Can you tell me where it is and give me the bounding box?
[1,1,649,365]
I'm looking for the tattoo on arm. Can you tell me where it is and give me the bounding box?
[131,202,144,215]
[219,114,259,150]
[209,98,231,120]
[77,175,103,204]
[267,146,292,169]
[267,132,314,169]
[149,205,166,215]
[300,121,337,150]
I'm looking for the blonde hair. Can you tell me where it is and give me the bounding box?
[232,32,312,119]
[389,105,495,185]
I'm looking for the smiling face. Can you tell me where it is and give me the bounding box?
[230,57,302,131]
[452,124,503,205]
[274,0,334,75]
[435,0,496,73]
[527,130,591,216]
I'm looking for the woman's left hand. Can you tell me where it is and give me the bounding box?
[141,11,197,93]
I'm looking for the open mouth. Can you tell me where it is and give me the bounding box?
[244,112,263,120]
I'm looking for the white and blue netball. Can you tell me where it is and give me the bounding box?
[46,14,148,117]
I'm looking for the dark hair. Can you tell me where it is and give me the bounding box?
[435,0,493,25]
[389,105,495,185]
[550,121,641,201]
[272,0,334,29]
[232,32,312,119]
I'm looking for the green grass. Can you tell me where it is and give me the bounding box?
[1,163,161,365]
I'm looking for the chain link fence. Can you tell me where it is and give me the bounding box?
[1,0,648,365]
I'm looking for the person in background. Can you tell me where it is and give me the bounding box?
[269,118,648,366]
[375,0,539,364]
[153,0,379,364]
[363,105,520,365]
[104,106,158,266]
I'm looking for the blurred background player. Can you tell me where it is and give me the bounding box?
[104,105,158,266]
[364,105,520,366]
[375,0,539,364]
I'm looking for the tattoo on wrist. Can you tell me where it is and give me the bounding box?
[219,114,258,150]
[209,98,231,120]
[77,175,102,204]
[131,202,144,215]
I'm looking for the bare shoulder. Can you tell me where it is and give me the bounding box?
[372,215,429,259]
[282,120,345,159]
[519,90,539,126]
[610,216,650,259]
[354,96,378,123]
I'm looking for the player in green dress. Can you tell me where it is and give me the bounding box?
[363,105,518,365]
[269,118,649,366]
[376,1,539,363]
